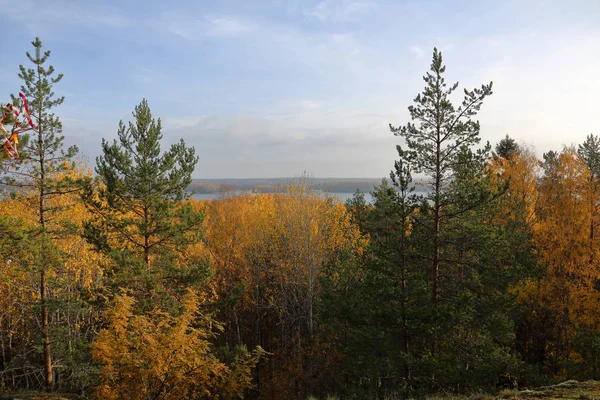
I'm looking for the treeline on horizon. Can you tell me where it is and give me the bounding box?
[188,178,429,195]
[2,38,600,400]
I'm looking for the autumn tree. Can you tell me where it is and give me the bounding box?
[93,290,266,400]
[0,215,36,388]
[389,47,493,306]
[489,137,539,240]
[198,186,366,400]
[515,146,600,378]
[578,134,600,266]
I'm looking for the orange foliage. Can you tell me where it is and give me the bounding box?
[199,185,366,322]
[511,147,600,373]
[489,145,539,226]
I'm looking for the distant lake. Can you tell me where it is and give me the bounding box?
[190,191,372,203]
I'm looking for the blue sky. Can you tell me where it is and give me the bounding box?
[1,0,599,178]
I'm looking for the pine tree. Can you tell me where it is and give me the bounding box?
[389,47,493,306]
[494,134,521,160]
[578,135,600,176]
[389,155,415,379]
[83,99,269,398]
[1,37,80,390]
[82,99,206,310]
[344,189,370,232]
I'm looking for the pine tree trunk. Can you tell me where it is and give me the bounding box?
[144,205,150,269]
[38,110,52,390]
[432,208,440,306]
[432,94,442,307]
[401,252,410,379]
[590,175,595,266]
[432,140,441,307]
[41,267,52,390]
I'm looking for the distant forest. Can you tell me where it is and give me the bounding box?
[188,177,429,194]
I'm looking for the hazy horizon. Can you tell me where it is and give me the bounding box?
[2,0,599,178]
[190,177,387,181]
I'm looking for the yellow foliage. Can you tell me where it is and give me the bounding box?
[197,185,367,315]
[534,147,591,276]
[489,146,539,226]
[93,289,266,400]
[0,166,105,290]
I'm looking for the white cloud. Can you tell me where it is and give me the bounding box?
[165,14,255,40]
[153,112,398,178]
[305,0,378,23]
[10,0,600,179]
[0,0,130,33]
[338,1,377,21]
[307,1,331,21]
[205,16,255,37]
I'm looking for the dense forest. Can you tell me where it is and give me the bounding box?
[1,39,600,400]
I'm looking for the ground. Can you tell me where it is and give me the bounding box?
[426,381,600,400]
[2,381,600,400]
[499,381,600,400]
[0,393,77,400]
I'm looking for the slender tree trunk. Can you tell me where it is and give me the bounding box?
[233,307,242,345]
[432,208,440,306]
[590,175,595,266]
[254,267,262,395]
[401,251,410,379]
[144,205,150,268]
[40,268,52,390]
[432,161,441,305]
[432,93,442,307]
[430,98,443,384]
[38,103,52,390]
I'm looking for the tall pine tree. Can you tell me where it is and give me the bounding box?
[1,37,80,390]
[389,47,493,306]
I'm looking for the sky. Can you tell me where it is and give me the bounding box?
[1,0,599,179]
